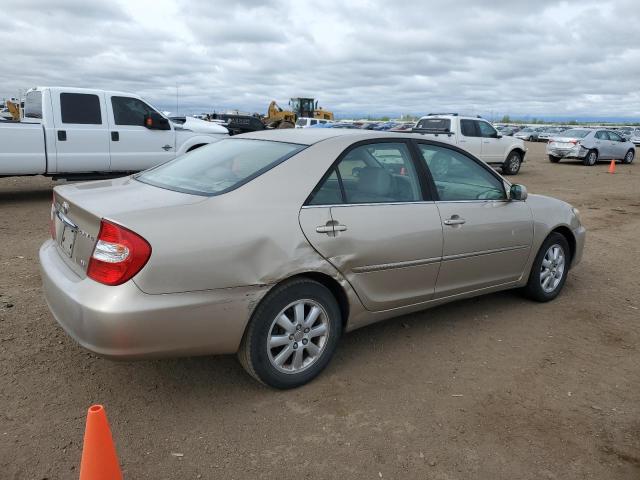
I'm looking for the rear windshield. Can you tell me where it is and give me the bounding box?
[560,129,590,138]
[415,118,451,131]
[136,138,305,196]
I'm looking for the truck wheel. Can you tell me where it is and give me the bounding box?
[548,155,561,163]
[583,150,598,166]
[502,151,522,175]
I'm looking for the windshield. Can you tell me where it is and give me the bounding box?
[560,129,590,138]
[136,139,305,196]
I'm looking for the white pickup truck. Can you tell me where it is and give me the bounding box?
[413,114,527,175]
[0,87,228,179]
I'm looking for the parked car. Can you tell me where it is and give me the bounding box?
[514,126,543,141]
[616,127,633,141]
[295,117,333,128]
[547,128,636,165]
[40,129,585,388]
[630,129,640,146]
[537,127,567,142]
[0,87,228,179]
[413,114,527,174]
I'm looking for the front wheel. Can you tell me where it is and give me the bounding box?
[522,232,570,302]
[238,279,342,389]
[502,151,522,175]
[623,149,635,164]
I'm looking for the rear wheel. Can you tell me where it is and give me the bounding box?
[502,151,522,175]
[523,232,570,302]
[238,279,342,389]
[548,155,561,163]
[583,149,598,166]
[623,149,635,164]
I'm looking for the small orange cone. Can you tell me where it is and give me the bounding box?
[79,405,123,480]
[608,160,616,174]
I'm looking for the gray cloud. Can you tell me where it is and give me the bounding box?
[1,0,639,119]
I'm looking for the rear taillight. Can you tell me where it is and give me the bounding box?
[50,193,56,240]
[87,220,151,286]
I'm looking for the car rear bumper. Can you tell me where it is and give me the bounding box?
[39,240,269,359]
[546,144,589,159]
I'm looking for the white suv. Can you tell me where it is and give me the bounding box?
[295,117,333,128]
[413,114,528,175]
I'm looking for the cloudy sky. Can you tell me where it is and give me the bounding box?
[2,0,640,119]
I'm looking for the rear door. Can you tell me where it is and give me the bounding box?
[299,140,443,311]
[458,119,482,158]
[594,130,610,158]
[106,95,176,171]
[415,142,533,298]
[51,91,110,173]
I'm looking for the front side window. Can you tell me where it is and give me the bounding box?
[24,91,42,119]
[478,121,498,138]
[60,93,102,124]
[111,96,157,126]
[417,144,505,201]
[607,131,623,142]
[308,143,422,205]
[136,139,305,196]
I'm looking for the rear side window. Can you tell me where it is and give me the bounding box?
[595,131,608,140]
[308,142,422,205]
[415,118,451,132]
[60,93,102,124]
[136,139,305,196]
[460,119,478,137]
[111,96,156,126]
[24,91,42,119]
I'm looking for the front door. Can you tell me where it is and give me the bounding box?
[51,91,111,173]
[106,95,176,171]
[299,141,443,311]
[477,120,504,163]
[606,131,626,159]
[415,142,533,298]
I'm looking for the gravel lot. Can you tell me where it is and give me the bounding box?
[1,141,639,479]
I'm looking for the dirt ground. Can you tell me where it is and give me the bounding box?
[1,141,639,479]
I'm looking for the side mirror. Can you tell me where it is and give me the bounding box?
[510,184,528,201]
[144,112,170,130]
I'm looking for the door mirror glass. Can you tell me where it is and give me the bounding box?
[510,184,528,201]
[144,112,170,130]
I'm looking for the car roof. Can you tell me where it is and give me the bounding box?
[236,128,389,145]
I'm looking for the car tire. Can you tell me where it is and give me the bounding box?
[583,149,598,166]
[548,155,561,163]
[622,149,635,164]
[502,151,522,175]
[238,278,342,389]
[522,232,570,302]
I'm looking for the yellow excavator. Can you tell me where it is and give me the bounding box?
[4,99,21,121]
[262,98,334,129]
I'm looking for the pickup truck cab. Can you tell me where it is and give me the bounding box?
[413,114,527,175]
[0,87,228,179]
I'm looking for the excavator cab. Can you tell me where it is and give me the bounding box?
[289,98,316,119]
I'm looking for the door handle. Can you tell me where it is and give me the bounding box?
[111,131,119,141]
[316,221,347,235]
[443,215,466,226]
[57,130,67,141]
[162,144,173,151]
[483,140,491,144]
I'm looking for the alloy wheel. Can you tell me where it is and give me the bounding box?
[267,299,330,374]
[540,244,565,293]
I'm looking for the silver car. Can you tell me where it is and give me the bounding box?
[547,128,636,166]
[40,129,586,388]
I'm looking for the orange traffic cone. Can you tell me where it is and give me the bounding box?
[608,160,616,174]
[79,405,123,480]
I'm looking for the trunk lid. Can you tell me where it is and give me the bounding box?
[52,176,206,277]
